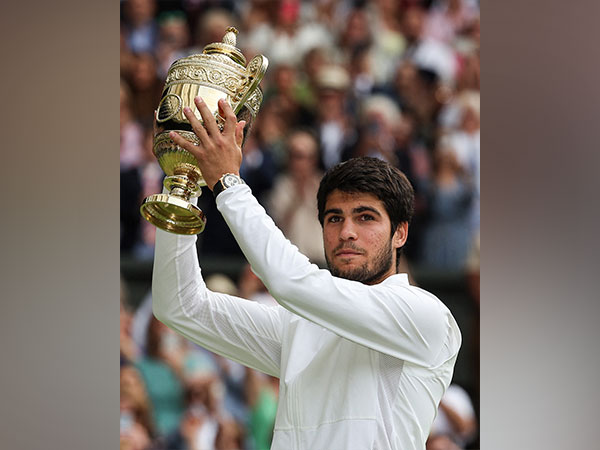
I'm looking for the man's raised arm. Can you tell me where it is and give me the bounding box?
[152,222,285,377]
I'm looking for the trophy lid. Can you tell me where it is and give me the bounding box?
[202,27,247,67]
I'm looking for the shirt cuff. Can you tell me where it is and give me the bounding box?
[214,182,251,205]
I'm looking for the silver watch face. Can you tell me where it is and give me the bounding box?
[222,174,242,188]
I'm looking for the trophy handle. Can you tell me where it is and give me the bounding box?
[231,55,269,115]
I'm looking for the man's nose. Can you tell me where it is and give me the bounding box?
[340,221,358,240]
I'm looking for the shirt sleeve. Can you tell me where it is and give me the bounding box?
[151,227,286,377]
[217,184,461,368]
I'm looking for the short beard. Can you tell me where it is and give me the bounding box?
[326,240,394,285]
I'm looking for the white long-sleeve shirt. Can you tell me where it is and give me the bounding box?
[152,184,461,450]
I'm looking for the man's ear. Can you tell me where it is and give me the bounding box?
[392,222,409,249]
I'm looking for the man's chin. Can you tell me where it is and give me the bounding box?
[328,263,368,282]
[327,258,393,285]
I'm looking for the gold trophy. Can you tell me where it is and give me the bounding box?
[140,27,268,234]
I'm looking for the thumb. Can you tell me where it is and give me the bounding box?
[235,121,246,148]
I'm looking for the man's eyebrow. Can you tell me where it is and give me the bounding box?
[323,206,383,217]
[323,208,343,216]
[353,206,382,216]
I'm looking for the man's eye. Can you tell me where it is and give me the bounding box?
[327,216,342,223]
[360,214,375,221]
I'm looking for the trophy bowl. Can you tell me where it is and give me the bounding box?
[140,27,268,234]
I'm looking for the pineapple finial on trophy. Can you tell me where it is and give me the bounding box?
[223,27,238,46]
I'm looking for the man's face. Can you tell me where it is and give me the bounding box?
[322,190,406,285]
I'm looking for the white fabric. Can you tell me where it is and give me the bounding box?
[152,184,461,450]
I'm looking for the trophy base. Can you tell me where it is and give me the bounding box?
[140,193,206,235]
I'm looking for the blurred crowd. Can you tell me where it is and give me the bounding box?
[120,0,480,448]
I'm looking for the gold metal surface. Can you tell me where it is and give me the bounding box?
[139,27,268,234]
[141,194,206,235]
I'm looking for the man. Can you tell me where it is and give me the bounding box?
[152,97,461,449]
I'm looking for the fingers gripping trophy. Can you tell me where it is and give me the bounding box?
[140,27,268,234]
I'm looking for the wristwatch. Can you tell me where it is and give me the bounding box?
[212,173,245,198]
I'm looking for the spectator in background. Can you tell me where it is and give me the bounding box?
[245,368,278,450]
[120,79,145,253]
[385,59,448,151]
[127,52,164,126]
[215,418,245,450]
[428,383,477,448]
[247,97,289,167]
[267,129,325,266]
[245,0,334,67]
[423,0,479,45]
[313,64,356,170]
[389,110,431,261]
[120,79,146,171]
[426,434,462,450]
[338,6,372,57]
[238,0,278,39]
[155,10,191,79]
[120,365,155,450]
[121,281,140,365]
[401,4,457,86]
[121,24,137,78]
[441,90,480,233]
[455,49,480,93]
[237,263,278,308]
[193,7,238,51]
[295,46,329,111]
[347,44,377,104]
[365,0,407,85]
[348,94,403,165]
[420,143,474,269]
[136,317,187,438]
[164,374,225,450]
[122,0,159,54]
[262,62,316,129]
[239,131,278,205]
[134,126,164,259]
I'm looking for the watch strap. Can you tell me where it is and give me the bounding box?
[212,173,245,198]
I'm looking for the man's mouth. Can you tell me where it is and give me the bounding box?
[335,248,364,257]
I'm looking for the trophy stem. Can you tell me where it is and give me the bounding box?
[140,163,207,235]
